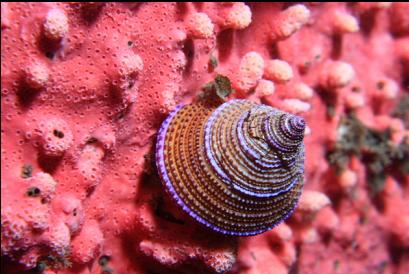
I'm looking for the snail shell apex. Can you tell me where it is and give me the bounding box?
[156,99,305,236]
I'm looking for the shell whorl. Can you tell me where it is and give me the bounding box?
[156,99,305,236]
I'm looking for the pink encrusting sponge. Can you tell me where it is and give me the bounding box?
[1,2,408,274]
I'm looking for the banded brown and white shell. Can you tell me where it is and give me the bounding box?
[156,98,306,236]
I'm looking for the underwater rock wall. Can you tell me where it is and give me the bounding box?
[1,2,408,274]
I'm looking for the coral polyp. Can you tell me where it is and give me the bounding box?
[156,98,305,236]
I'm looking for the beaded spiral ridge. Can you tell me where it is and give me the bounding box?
[156,99,305,236]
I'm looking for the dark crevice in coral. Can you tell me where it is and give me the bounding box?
[359,10,377,37]
[123,2,143,12]
[402,74,409,90]
[216,29,234,63]
[80,4,104,25]
[323,169,344,210]
[288,244,301,274]
[207,54,218,72]
[85,184,96,198]
[182,38,195,78]
[268,42,281,59]
[38,34,63,61]
[115,102,134,121]
[16,81,40,109]
[192,2,204,11]
[136,142,162,198]
[143,143,159,179]
[388,239,405,265]
[152,196,185,225]
[330,34,343,60]
[315,86,338,120]
[121,231,148,272]
[371,194,386,213]
[45,51,55,60]
[37,154,62,175]
[321,230,333,246]
[108,84,125,106]
[176,2,189,21]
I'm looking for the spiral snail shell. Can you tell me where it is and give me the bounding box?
[156,97,306,236]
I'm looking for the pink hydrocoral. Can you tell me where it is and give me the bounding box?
[1,2,408,274]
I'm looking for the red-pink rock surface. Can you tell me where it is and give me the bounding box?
[1,2,408,274]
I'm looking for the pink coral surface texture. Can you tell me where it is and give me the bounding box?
[1,2,409,274]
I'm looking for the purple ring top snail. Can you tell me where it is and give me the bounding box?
[156,96,306,236]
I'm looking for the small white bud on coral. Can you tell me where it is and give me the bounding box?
[255,79,275,97]
[43,9,69,41]
[269,223,293,242]
[300,227,319,244]
[271,4,310,41]
[298,190,331,213]
[25,61,49,89]
[235,51,264,91]
[1,2,10,29]
[281,98,311,114]
[390,118,406,145]
[321,61,355,89]
[113,52,144,100]
[332,11,359,34]
[316,207,340,234]
[186,12,214,39]
[345,92,365,109]
[304,125,312,136]
[264,59,293,84]
[376,2,392,9]
[390,118,405,133]
[293,83,314,100]
[224,2,252,30]
[77,143,105,186]
[339,169,358,190]
[119,53,144,77]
